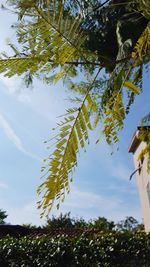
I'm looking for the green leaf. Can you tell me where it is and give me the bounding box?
[124,81,140,94]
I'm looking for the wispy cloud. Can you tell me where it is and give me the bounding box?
[0,181,9,189]
[92,140,131,182]
[64,187,119,210]
[4,186,142,226]
[0,113,41,161]
[0,75,31,104]
[111,163,131,181]
[51,186,142,222]
[5,199,45,226]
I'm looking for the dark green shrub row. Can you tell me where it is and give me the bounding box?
[0,232,150,267]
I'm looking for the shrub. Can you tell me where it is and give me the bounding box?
[0,232,150,267]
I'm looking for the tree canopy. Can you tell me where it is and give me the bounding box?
[0,209,7,225]
[1,0,150,217]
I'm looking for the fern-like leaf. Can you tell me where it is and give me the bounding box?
[1,0,90,84]
[37,68,101,217]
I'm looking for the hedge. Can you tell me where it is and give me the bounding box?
[0,232,150,267]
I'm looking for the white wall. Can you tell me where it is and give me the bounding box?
[133,141,150,232]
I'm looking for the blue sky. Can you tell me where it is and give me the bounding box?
[0,5,149,226]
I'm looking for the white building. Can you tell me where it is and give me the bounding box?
[129,127,150,232]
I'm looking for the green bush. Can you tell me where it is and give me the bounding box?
[0,232,150,267]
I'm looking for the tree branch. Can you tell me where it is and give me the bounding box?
[1,54,130,68]
[87,0,111,17]
[34,5,89,64]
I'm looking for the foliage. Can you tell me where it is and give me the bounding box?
[37,70,101,216]
[0,209,7,225]
[0,0,150,216]
[137,113,150,173]
[45,214,116,231]
[132,22,150,67]
[138,126,150,173]
[0,231,150,266]
[45,213,75,230]
[116,216,139,232]
[43,213,142,233]
[21,223,37,230]
[137,0,150,20]
[89,217,115,231]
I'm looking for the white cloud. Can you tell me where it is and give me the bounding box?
[7,203,43,226]
[0,74,66,124]
[0,181,8,189]
[0,75,32,103]
[4,186,142,226]
[111,163,131,181]
[92,140,131,182]
[64,187,120,210]
[0,113,41,161]
[49,186,142,223]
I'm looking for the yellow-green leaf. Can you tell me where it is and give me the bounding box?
[124,81,140,94]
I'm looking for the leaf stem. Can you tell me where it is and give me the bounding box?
[57,67,102,179]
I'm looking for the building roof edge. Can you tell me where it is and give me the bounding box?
[128,126,150,153]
